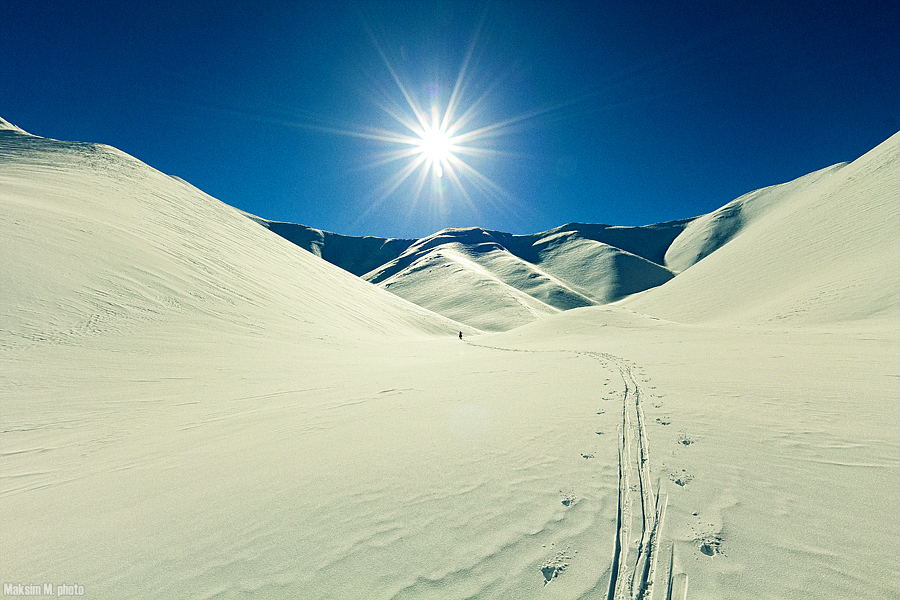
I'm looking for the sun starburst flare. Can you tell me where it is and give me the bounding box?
[291,20,573,229]
[357,22,562,221]
[353,27,520,219]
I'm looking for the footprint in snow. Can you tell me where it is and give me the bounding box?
[540,550,570,584]
[669,469,693,487]
[699,535,724,556]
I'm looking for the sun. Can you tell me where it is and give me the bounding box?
[286,18,571,229]
[417,126,450,177]
[313,22,562,226]
[332,24,529,218]
[415,110,456,178]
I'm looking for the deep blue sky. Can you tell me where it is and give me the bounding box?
[4,1,898,239]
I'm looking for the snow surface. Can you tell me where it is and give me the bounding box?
[2,121,898,600]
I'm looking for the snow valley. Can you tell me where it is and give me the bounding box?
[2,117,898,599]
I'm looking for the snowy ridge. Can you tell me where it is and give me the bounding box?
[625,130,900,324]
[663,162,849,273]
[0,116,28,133]
[364,225,686,331]
[249,218,417,277]
[251,131,899,331]
[254,220,689,331]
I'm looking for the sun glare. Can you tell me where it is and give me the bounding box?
[416,114,454,178]
[329,23,530,219]
[315,21,564,226]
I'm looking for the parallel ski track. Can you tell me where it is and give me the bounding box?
[605,356,661,600]
[467,341,670,598]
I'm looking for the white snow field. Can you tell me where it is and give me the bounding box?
[2,116,898,600]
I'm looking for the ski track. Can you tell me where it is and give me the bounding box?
[467,340,674,598]
[606,355,660,600]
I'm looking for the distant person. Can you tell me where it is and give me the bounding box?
[459,331,463,340]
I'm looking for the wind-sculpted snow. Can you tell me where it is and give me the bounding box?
[374,242,567,331]
[0,116,28,133]
[365,224,688,330]
[531,232,675,303]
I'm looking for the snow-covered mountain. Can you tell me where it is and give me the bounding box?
[2,117,898,600]
[253,219,690,331]
[243,216,418,277]
[253,131,898,331]
[625,132,900,325]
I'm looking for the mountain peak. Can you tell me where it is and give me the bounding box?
[0,116,29,134]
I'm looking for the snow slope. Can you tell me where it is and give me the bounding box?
[3,120,898,600]
[625,131,900,325]
[529,229,675,303]
[245,217,417,277]
[366,224,683,331]
[0,129,465,346]
[0,116,27,134]
[662,163,848,273]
